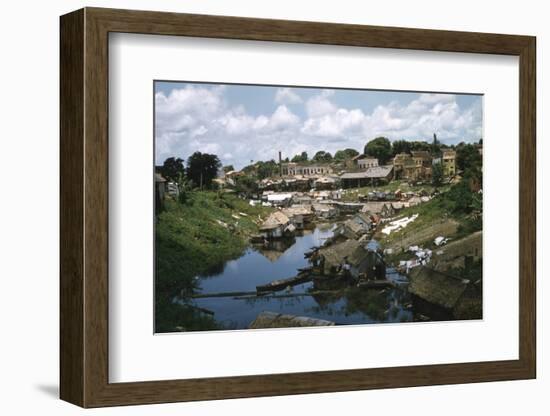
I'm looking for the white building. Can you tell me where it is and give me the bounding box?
[356,156,379,170]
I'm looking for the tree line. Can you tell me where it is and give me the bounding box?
[157,151,221,190]
[158,136,482,194]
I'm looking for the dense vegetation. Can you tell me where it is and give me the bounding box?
[364,137,393,164]
[155,191,273,332]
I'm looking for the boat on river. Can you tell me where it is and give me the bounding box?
[256,272,313,293]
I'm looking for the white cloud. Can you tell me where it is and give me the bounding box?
[268,105,300,130]
[155,86,304,167]
[302,108,365,137]
[274,88,302,104]
[305,90,337,118]
[304,92,480,144]
[155,85,481,169]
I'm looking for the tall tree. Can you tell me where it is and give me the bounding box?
[391,140,412,156]
[186,152,221,189]
[256,160,278,179]
[409,141,432,152]
[158,157,185,182]
[334,148,359,161]
[456,143,482,172]
[432,163,443,187]
[312,151,333,163]
[291,151,308,163]
[234,175,258,197]
[432,133,441,156]
[364,137,392,164]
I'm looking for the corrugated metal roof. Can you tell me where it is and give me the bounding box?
[340,165,393,179]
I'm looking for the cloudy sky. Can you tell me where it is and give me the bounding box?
[155,81,482,169]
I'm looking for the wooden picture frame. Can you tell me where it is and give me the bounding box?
[60,7,536,408]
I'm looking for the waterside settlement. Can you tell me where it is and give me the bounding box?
[156,138,483,331]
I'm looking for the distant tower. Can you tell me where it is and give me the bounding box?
[432,133,438,155]
[279,151,283,177]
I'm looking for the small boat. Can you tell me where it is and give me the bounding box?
[256,274,312,293]
[356,279,394,289]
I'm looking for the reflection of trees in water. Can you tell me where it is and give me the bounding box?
[201,261,227,277]
[253,238,296,262]
[242,295,306,309]
[308,287,414,323]
[253,238,296,260]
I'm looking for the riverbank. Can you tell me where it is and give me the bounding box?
[156,180,482,331]
[377,187,482,263]
[371,191,483,321]
[155,191,273,332]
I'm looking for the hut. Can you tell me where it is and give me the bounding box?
[166,181,179,197]
[281,205,314,230]
[361,201,395,217]
[431,231,482,271]
[339,165,393,188]
[312,203,338,219]
[265,192,293,207]
[315,239,385,280]
[314,176,338,190]
[408,266,482,320]
[259,211,293,239]
[291,194,314,205]
[154,173,167,212]
[334,213,373,240]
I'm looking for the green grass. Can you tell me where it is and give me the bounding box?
[155,191,273,332]
[378,183,482,248]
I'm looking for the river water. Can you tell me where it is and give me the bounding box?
[186,224,413,330]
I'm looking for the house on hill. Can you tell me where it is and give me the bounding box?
[352,155,379,170]
[340,165,393,188]
[442,149,457,177]
[361,201,395,218]
[281,162,333,177]
[393,151,433,181]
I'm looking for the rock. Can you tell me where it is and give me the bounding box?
[248,311,335,329]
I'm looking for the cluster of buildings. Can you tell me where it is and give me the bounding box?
[254,194,392,281]
[227,147,460,193]
[255,185,430,242]
[388,149,458,181]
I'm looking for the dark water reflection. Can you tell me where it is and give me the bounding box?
[179,224,413,330]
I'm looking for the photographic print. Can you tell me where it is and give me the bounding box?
[154,81,483,333]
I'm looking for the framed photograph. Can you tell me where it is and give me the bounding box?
[60,7,536,407]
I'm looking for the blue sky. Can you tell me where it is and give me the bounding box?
[155,81,482,169]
